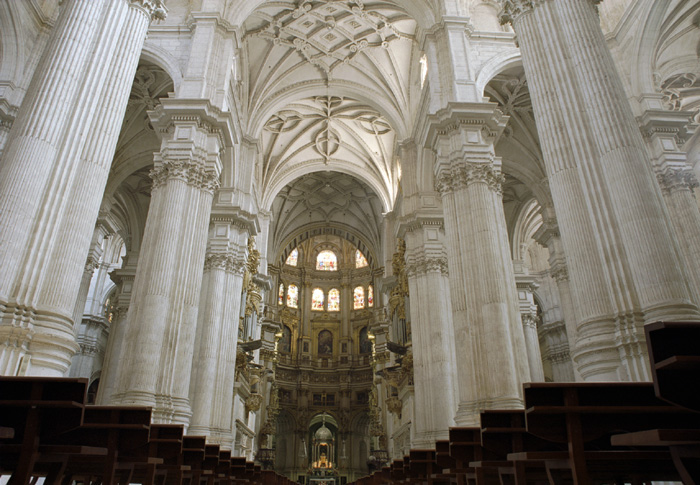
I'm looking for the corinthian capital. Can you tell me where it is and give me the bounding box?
[435,162,505,195]
[150,160,220,193]
[499,0,601,25]
[656,167,699,195]
[130,0,167,21]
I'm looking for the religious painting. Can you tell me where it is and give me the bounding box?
[318,330,333,355]
[341,342,348,353]
[312,288,325,311]
[278,283,285,306]
[367,285,374,307]
[316,250,337,271]
[287,284,299,308]
[353,286,365,309]
[286,248,298,266]
[359,326,372,354]
[303,341,310,353]
[327,288,340,312]
[356,249,368,268]
[279,325,292,353]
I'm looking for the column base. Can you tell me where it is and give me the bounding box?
[0,301,78,376]
[412,429,449,449]
[188,425,234,450]
[154,394,192,426]
[573,316,623,381]
[454,396,524,427]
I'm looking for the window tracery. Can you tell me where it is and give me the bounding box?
[354,286,365,309]
[312,288,325,311]
[287,284,299,308]
[316,250,337,271]
[328,288,340,312]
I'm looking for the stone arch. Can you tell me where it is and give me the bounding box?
[475,49,523,97]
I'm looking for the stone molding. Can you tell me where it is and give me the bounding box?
[435,162,505,195]
[405,256,448,277]
[129,0,168,21]
[499,0,601,25]
[656,167,699,195]
[151,160,220,193]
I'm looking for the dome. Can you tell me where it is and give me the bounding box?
[315,424,333,441]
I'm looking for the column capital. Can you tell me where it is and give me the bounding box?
[129,0,167,21]
[405,255,448,277]
[150,159,220,193]
[656,167,699,195]
[498,0,601,26]
[435,161,505,196]
[204,251,247,275]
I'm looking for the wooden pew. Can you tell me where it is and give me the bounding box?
[606,321,700,485]
[509,382,696,484]
[56,405,154,485]
[476,410,559,485]
[448,427,501,484]
[645,321,700,411]
[0,377,102,485]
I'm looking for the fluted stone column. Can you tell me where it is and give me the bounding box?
[0,0,165,376]
[189,239,247,448]
[501,0,700,381]
[96,264,137,405]
[403,221,457,446]
[514,273,545,382]
[429,103,530,426]
[112,104,226,425]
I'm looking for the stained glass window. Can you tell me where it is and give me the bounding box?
[287,284,299,308]
[285,248,298,266]
[316,250,337,271]
[353,286,365,309]
[312,288,325,311]
[356,249,368,268]
[368,285,374,307]
[328,288,340,312]
[278,283,285,306]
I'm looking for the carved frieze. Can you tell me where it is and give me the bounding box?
[499,0,601,25]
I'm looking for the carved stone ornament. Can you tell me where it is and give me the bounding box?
[386,396,403,417]
[656,168,699,195]
[245,393,264,413]
[435,162,505,196]
[150,160,220,193]
[129,0,167,21]
[499,0,602,25]
[405,256,448,277]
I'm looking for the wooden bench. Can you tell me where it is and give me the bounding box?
[645,321,700,411]
[517,382,699,484]
[0,377,98,485]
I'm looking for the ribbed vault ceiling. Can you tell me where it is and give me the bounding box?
[270,171,384,259]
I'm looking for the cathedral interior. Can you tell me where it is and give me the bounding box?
[1,0,699,483]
